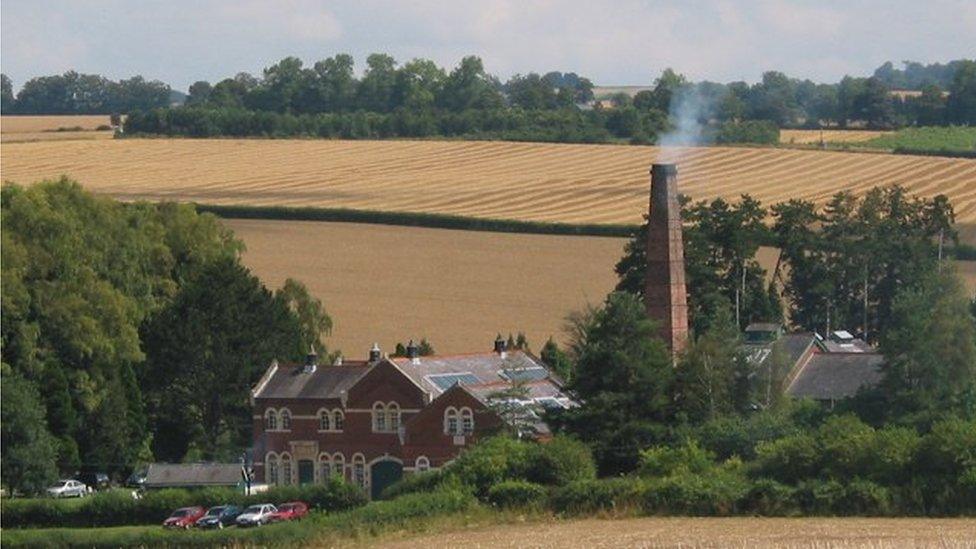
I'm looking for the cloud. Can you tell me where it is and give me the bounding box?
[2,0,974,91]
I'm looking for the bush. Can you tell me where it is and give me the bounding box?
[796,479,846,515]
[638,439,714,477]
[739,478,799,516]
[525,436,597,486]
[641,470,749,516]
[836,479,891,516]
[84,490,141,526]
[550,478,643,515]
[754,434,821,483]
[450,437,534,498]
[486,480,548,509]
[379,468,452,500]
[691,411,800,461]
[818,415,875,479]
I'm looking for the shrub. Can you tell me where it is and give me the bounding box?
[249,479,366,511]
[639,439,715,477]
[754,434,821,483]
[136,488,196,523]
[525,436,597,486]
[486,480,548,509]
[868,426,920,484]
[739,478,798,516]
[550,478,643,515]
[84,490,140,526]
[641,470,749,516]
[691,411,800,461]
[836,479,891,516]
[449,436,533,498]
[818,415,875,479]
[796,479,846,515]
[379,468,452,499]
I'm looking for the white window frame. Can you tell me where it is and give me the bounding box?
[332,453,345,479]
[280,452,293,486]
[318,408,331,432]
[280,408,292,431]
[333,410,344,431]
[460,407,474,435]
[265,409,278,431]
[372,402,387,432]
[388,402,400,431]
[444,406,459,435]
[319,453,332,483]
[352,453,367,490]
[266,452,279,485]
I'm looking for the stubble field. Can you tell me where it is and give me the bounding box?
[1,114,114,142]
[381,516,976,548]
[779,129,890,144]
[3,138,975,228]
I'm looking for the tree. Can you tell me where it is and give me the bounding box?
[275,278,332,354]
[651,68,687,113]
[540,337,572,381]
[437,56,503,111]
[879,271,976,421]
[913,84,946,126]
[141,258,309,461]
[946,60,976,125]
[549,293,673,474]
[506,73,558,110]
[1,73,15,113]
[186,81,213,106]
[1,369,59,494]
[854,77,894,128]
[357,53,397,112]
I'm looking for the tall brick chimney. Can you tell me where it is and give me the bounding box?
[645,163,689,357]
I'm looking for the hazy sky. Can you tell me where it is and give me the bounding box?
[3,1,975,92]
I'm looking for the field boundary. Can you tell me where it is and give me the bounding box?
[195,203,639,238]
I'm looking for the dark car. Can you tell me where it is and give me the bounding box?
[267,501,308,523]
[163,506,206,529]
[76,472,110,492]
[195,505,242,529]
[125,471,147,489]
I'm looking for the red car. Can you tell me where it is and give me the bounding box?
[162,506,206,529]
[267,501,308,522]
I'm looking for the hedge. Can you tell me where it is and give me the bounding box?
[1,480,366,529]
[549,478,644,515]
[486,481,548,509]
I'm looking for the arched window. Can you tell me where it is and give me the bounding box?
[265,409,278,431]
[319,453,332,483]
[352,454,366,489]
[333,410,344,431]
[444,407,459,435]
[388,402,401,431]
[372,402,387,432]
[266,452,279,485]
[318,409,330,431]
[460,407,474,435]
[280,408,292,431]
[332,453,345,479]
[281,453,292,486]
[415,456,430,473]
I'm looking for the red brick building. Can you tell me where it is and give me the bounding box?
[250,339,571,498]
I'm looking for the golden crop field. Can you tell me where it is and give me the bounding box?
[228,219,976,356]
[1,115,114,143]
[2,138,974,229]
[381,517,976,548]
[780,129,890,144]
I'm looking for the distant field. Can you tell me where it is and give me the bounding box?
[228,219,976,356]
[851,126,976,153]
[1,115,114,142]
[384,516,976,548]
[3,139,975,230]
[780,129,889,145]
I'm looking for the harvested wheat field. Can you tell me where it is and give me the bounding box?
[780,129,890,145]
[227,219,625,355]
[3,139,974,228]
[379,516,976,548]
[1,115,114,143]
[228,219,976,355]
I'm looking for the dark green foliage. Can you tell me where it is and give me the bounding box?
[523,436,597,486]
[641,469,749,516]
[0,370,59,494]
[638,440,715,478]
[3,71,170,114]
[540,337,573,381]
[754,434,821,483]
[739,478,799,516]
[549,293,673,475]
[378,468,453,500]
[486,480,548,508]
[549,478,644,514]
[713,120,780,144]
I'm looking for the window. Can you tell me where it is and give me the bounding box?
[461,407,474,435]
[265,409,278,431]
[266,453,279,485]
[373,402,386,432]
[388,402,400,431]
[318,409,330,431]
[352,454,366,490]
[280,408,292,430]
[332,453,345,479]
[416,456,430,473]
[319,454,331,483]
[333,410,344,431]
[281,453,292,486]
[444,407,459,435]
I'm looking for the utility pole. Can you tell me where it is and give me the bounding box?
[862,268,869,341]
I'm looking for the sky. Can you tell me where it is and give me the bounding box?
[2,0,975,92]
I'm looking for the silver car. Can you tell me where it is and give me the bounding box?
[47,479,88,498]
[235,503,277,527]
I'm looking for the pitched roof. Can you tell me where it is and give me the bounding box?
[253,362,369,400]
[786,352,884,401]
[145,463,241,488]
[745,333,816,369]
[389,350,569,403]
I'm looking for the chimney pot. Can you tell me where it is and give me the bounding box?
[369,343,382,363]
[494,334,508,359]
[304,344,318,373]
[406,339,421,364]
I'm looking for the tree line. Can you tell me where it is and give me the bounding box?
[1,180,333,493]
[4,57,974,140]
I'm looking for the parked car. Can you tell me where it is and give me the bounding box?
[268,501,308,522]
[235,503,277,527]
[125,470,147,489]
[76,472,111,492]
[162,506,206,529]
[195,505,242,529]
[46,479,88,498]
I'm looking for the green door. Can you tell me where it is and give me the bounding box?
[298,460,314,485]
[370,460,403,499]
